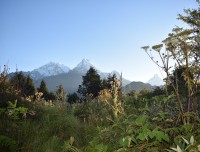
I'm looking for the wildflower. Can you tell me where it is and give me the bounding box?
[152,44,163,52]
[141,46,150,52]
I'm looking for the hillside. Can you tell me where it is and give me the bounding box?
[123,81,153,93]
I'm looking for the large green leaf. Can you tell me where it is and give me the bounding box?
[135,115,147,126]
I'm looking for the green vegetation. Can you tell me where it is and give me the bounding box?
[0,1,200,152]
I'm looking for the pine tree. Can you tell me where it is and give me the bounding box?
[78,67,101,98]
[24,76,36,96]
[107,74,117,90]
[68,93,79,104]
[38,80,49,100]
[11,71,26,96]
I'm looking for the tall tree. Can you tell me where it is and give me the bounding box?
[55,84,67,103]
[68,93,79,104]
[38,80,49,100]
[0,65,11,94]
[24,76,36,96]
[11,71,26,96]
[102,74,117,90]
[78,67,101,98]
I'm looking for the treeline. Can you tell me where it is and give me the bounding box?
[0,65,122,107]
[0,66,79,107]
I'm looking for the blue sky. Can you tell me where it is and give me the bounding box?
[0,0,198,82]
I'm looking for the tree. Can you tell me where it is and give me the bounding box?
[0,65,12,94]
[102,74,117,89]
[48,92,56,101]
[37,80,49,100]
[0,65,15,107]
[11,71,26,96]
[78,67,101,98]
[24,76,36,96]
[68,93,79,104]
[55,84,67,102]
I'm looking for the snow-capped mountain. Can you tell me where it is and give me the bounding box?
[147,74,164,86]
[72,58,96,73]
[30,62,70,80]
[71,59,130,86]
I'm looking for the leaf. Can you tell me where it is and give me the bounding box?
[177,145,182,152]
[135,115,147,126]
[152,117,159,121]
[181,136,189,145]
[156,131,164,142]
[18,107,28,114]
[131,136,137,143]
[152,128,169,142]
[119,136,132,148]
[147,131,155,139]
[69,136,75,146]
[136,133,146,141]
[170,147,178,151]
[190,136,194,145]
[116,148,128,152]
[163,134,169,142]
[95,143,108,152]
[197,145,200,151]
[165,119,174,123]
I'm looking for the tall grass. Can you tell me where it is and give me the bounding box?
[0,106,88,152]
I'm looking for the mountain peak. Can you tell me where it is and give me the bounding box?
[77,58,92,66]
[73,58,96,73]
[31,62,70,79]
[147,74,164,86]
[82,58,90,62]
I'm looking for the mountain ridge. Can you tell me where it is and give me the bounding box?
[122,81,154,93]
[30,59,131,93]
[10,59,155,94]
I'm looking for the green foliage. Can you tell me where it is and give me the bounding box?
[0,105,87,152]
[78,67,102,98]
[24,76,36,96]
[62,140,81,152]
[55,84,67,103]
[0,85,199,152]
[169,136,200,152]
[37,80,49,100]
[7,100,17,108]
[0,3,200,152]
[0,135,17,152]
[7,106,28,120]
[11,71,27,96]
[142,0,200,125]
[135,114,147,126]
[68,93,79,104]
[0,65,12,93]
[86,142,108,152]
[103,74,117,90]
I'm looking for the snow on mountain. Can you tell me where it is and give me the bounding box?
[147,74,164,86]
[30,62,70,79]
[72,58,96,73]
[27,59,131,91]
[71,59,130,86]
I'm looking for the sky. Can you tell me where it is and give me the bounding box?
[0,0,198,82]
